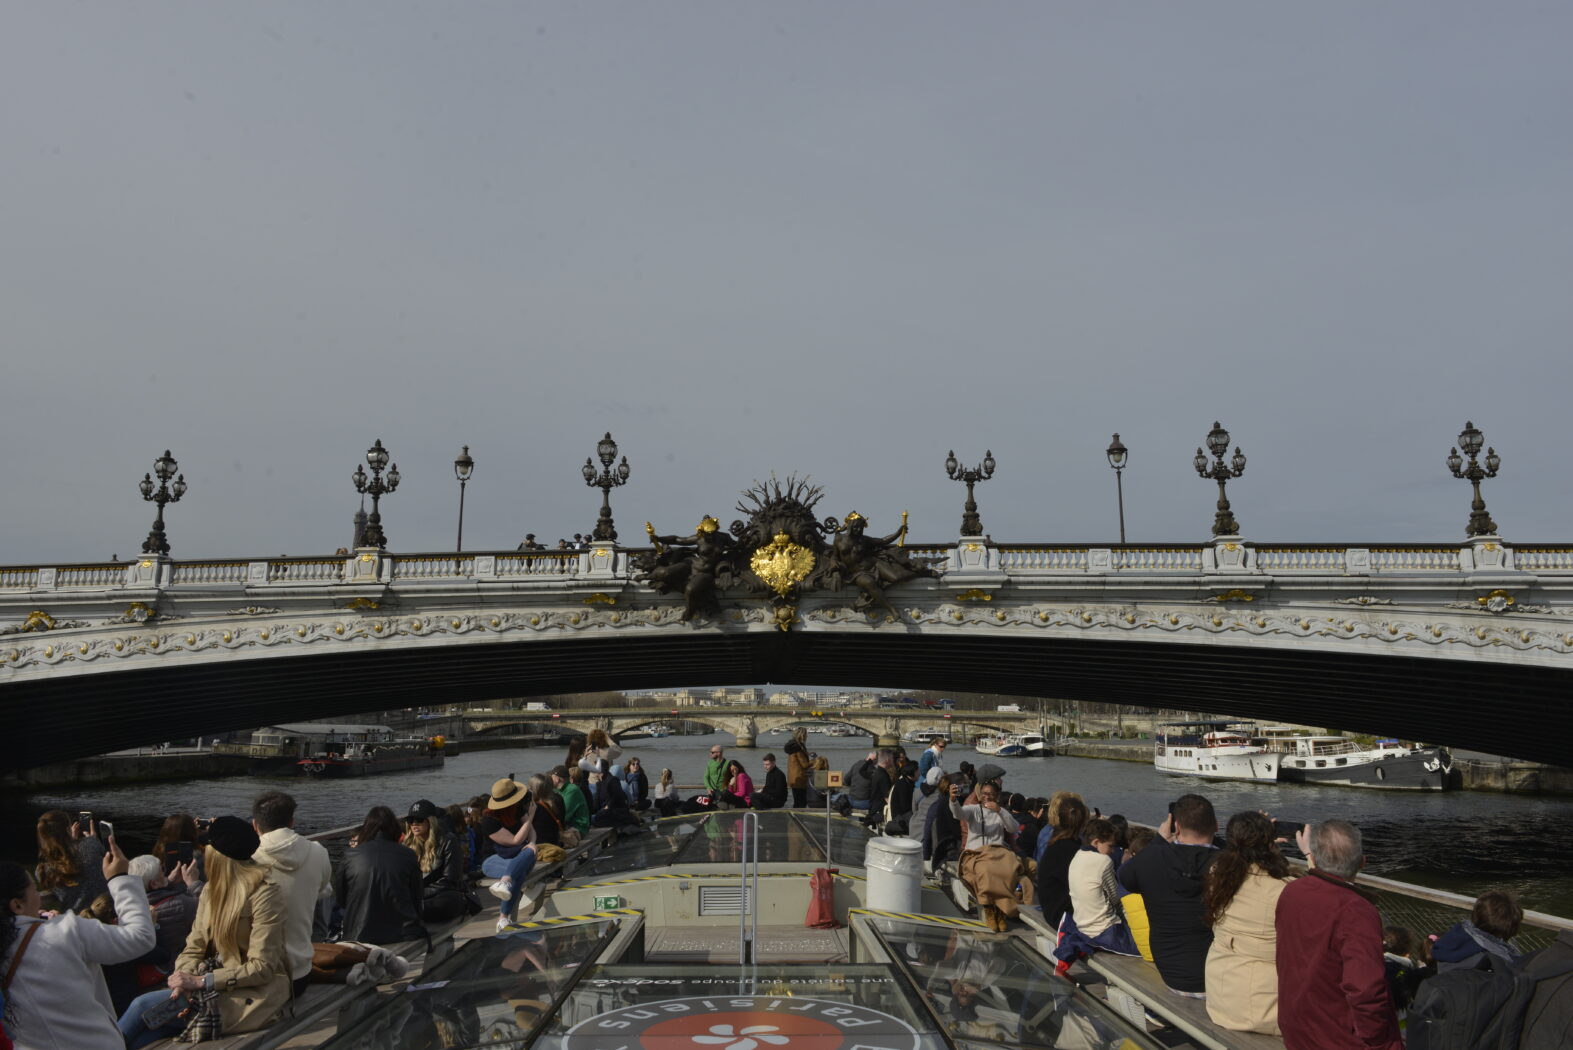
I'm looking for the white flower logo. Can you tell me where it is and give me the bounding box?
[691,1023,791,1050]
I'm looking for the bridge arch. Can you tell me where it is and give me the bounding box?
[6,619,1570,770]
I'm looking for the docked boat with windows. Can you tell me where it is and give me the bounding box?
[1153,720,1280,782]
[1252,727,1453,790]
[296,728,446,777]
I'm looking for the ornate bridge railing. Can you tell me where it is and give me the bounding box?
[5,540,1573,597]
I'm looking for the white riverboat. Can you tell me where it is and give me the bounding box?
[1154,720,1280,782]
[1252,727,1453,790]
[901,725,951,744]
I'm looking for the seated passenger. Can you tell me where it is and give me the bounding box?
[952,781,1024,931]
[1036,797,1088,928]
[118,817,288,1048]
[1433,889,1524,972]
[4,839,156,1050]
[652,768,681,818]
[588,760,642,829]
[719,759,754,809]
[754,754,789,810]
[404,799,474,922]
[482,775,567,932]
[1118,794,1217,997]
[1118,827,1157,962]
[333,807,424,945]
[1056,818,1140,963]
[1202,811,1294,1034]
[622,757,651,811]
[34,809,108,915]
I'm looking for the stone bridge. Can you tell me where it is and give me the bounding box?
[3,534,1572,770]
[465,707,1045,748]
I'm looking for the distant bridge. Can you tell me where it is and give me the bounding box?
[464,707,1044,747]
[3,534,1572,769]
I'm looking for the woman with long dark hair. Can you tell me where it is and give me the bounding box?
[784,727,811,808]
[1202,811,1294,1034]
[1036,796,1089,927]
[34,810,107,914]
[333,806,424,945]
[4,837,154,1050]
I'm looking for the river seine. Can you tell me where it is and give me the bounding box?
[10,733,1571,918]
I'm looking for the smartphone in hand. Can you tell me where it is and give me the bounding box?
[98,820,116,841]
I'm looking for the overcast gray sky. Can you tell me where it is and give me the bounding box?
[4,3,1570,563]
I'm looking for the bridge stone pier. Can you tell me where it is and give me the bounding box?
[3,534,1573,771]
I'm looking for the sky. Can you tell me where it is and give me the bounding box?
[4,3,1571,563]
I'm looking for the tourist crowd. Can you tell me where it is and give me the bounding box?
[2,730,1568,1050]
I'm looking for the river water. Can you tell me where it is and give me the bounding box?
[9,732,1572,918]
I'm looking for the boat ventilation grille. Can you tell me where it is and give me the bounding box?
[698,885,754,916]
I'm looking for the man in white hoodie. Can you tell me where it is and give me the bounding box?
[251,791,332,998]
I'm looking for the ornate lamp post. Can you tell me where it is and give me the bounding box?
[453,444,475,551]
[1105,433,1128,543]
[1446,420,1501,537]
[582,432,630,541]
[351,439,400,549]
[1194,421,1247,536]
[139,449,188,555]
[944,449,996,537]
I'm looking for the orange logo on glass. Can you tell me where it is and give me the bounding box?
[563,995,922,1050]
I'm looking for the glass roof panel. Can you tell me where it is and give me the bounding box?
[317,920,616,1050]
[864,916,1164,1050]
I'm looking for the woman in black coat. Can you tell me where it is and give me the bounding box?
[335,806,425,944]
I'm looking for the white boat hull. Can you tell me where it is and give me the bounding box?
[1155,746,1280,782]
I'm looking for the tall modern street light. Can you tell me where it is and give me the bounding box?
[1105,433,1128,543]
[944,449,996,537]
[139,449,188,555]
[352,439,400,549]
[1446,420,1502,537]
[453,444,475,551]
[582,432,631,541]
[1193,421,1247,536]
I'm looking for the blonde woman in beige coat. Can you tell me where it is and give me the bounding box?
[1201,811,1295,1034]
[117,816,290,1046]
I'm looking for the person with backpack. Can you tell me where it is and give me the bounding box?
[1273,820,1403,1050]
[1406,889,1573,1050]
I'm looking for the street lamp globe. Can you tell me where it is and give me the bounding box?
[454,445,474,482]
[367,440,389,471]
[1193,448,1208,474]
[944,450,959,476]
[1230,448,1247,473]
[1205,422,1230,458]
[154,450,178,481]
[582,458,596,484]
[172,475,187,499]
[1458,421,1484,457]
[1106,434,1128,471]
[598,432,618,466]
[983,450,996,476]
[139,473,155,499]
[617,456,631,483]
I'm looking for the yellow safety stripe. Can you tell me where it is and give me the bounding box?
[849,907,989,929]
[499,908,642,930]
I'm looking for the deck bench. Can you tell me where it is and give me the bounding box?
[1082,953,1287,1050]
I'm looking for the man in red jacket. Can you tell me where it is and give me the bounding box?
[1274,820,1402,1050]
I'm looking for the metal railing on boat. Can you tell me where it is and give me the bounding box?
[738,809,759,963]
